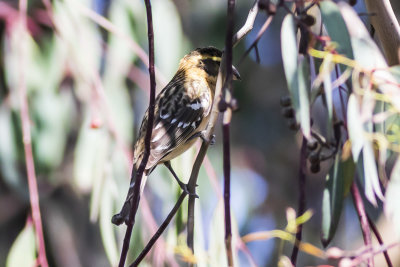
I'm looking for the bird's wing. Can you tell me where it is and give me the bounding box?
[146,89,208,167]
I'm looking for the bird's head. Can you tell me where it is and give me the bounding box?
[178,47,241,82]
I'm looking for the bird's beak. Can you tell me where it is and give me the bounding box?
[232,65,241,81]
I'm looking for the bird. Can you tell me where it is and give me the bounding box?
[112,47,240,226]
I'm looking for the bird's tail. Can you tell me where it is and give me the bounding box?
[111,166,148,226]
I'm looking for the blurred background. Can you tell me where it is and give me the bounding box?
[0,0,400,266]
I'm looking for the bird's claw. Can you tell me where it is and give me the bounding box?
[111,201,131,226]
[179,182,199,198]
[209,134,216,145]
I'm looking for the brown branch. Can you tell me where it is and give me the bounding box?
[118,0,156,266]
[240,15,274,64]
[222,0,236,265]
[140,196,179,267]
[18,1,49,266]
[290,137,307,266]
[351,182,374,267]
[130,192,187,267]
[367,215,393,267]
[186,0,260,261]
[364,0,400,65]
[232,0,259,46]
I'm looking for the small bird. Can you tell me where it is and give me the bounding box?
[112,47,240,225]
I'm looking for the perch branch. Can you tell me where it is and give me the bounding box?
[117,0,156,266]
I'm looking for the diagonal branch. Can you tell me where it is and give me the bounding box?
[130,192,187,267]
[351,181,374,267]
[367,215,392,267]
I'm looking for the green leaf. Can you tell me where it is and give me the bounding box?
[321,149,355,247]
[362,142,384,206]
[388,66,400,83]
[32,91,73,172]
[53,0,102,98]
[385,66,400,145]
[281,15,310,138]
[320,1,354,95]
[208,200,239,267]
[73,111,110,192]
[385,157,400,240]
[347,94,364,161]
[153,0,187,78]
[348,95,383,205]
[6,222,36,267]
[338,2,400,111]
[0,106,23,189]
[99,174,119,266]
[298,58,311,138]
[320,1,354,60]
[320,55,334,140]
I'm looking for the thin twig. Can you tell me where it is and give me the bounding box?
[349,242,399,266]
[185,0,261,261]
[186,141,211,260]
[140,196,180,267]
[118,0,156,266]
[130,192,187,267]
[239,15,274,64]
[17,1,49,266]
[367,215,393,267]
[290,137,307,266]
[351,182,374,267]
[232,0,259,46]
[222,0,236,265]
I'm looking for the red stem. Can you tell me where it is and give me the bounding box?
[367,215,393,267]
[18,1,49,266]
[351,182,374,267]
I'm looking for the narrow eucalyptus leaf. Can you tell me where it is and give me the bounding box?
[347,95,364,161]
[385,157,400,239]
[281,15,310,138]
[321,149,354,246]
[320,1,354,60]
[6,222,36,267]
